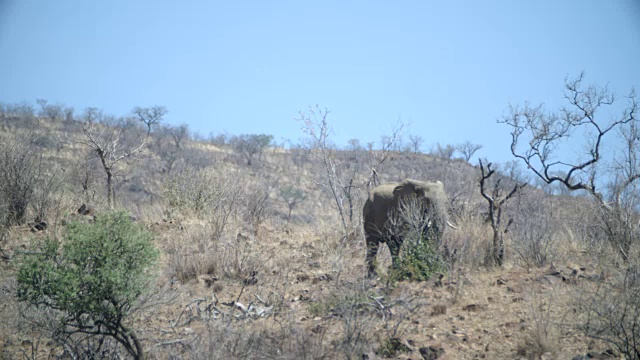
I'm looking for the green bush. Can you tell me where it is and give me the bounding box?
[391,230,445,282]
[17,211,158,360]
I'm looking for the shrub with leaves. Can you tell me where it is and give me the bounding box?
[16,211,158,360]
[391,230,445,282]
[387,197,446,282]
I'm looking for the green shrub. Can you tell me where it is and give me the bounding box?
[391,230,445,282]
[17,211,158,360]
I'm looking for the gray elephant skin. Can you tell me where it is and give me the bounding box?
[363,179,449,277]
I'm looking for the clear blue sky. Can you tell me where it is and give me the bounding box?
[1,0,639,163]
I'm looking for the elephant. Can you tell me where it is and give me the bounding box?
[363,179,450,277]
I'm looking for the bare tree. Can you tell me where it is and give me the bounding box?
[152,124,189,173]
[298,106,354,237]
[132,105,168,135]
[478,159,526,266]
[408,135,424,154]
[36,99,64,121]
[500,72,639,261]
[0,133,44,226]
[431,143,455,160]
[347,138,363,152]
[63,106,74,123]
[75,108,146,208]
[456,141,483,162]
[170,124,190,149]
[367,121,406,188]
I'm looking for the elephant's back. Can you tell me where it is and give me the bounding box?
[363,183,398,224]
[368,183,398,202]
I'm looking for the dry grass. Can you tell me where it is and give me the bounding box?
[0,115,635,359]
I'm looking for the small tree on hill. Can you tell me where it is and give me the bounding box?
[76,108,146,208]
[17,211,158,360]
[132,105,167,135]
[0,133,44,226]
[278,185,307,225]
[478,159,526,266]
[231,134,274,165]
[36,99,64,121]
[456,141,483,162]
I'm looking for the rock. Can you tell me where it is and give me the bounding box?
[420,344,445,360]
[463,303,487,312]
[198,274,218,288]
[77,204,95,216]
[312,273,333,283]
[571,349,617,359]
[29,221,47,232]
[431,304,447,316]
[243,270,258,286]
[430,273,444,287]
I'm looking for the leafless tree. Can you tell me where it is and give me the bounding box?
[63,106,74,123]
[36,99,64,121]
[0,133,44,226]
[298,106,354,237]
[170,124,190,149]
[367,121,406,188]
[456,141,483,162]
[132,105,168,135]
[408,135,424,154]
[479,159,527,266]
[75,108,146,208]
[7,101,35,118]
[347,138,363,152]
[431,143,455,160]
[500,72,639,261]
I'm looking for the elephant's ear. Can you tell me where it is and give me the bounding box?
[392,179,417,198]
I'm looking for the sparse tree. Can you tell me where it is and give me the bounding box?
[208,131,230,146]
[8,101,35,118]
[0,133,44,226]
[500,72,639,261]
[76,108,146,208]
[63,106,74,123]
[368,121,406,188]
[231,134,274,166]
[478,159,526,266]
[170,124,190,149]
[278,185,307,224]
[298,106,353,237]
[431,143,456,160]
[408,135,424,154]
[132,105,168,135]
[347,138,363,152]
[456,141,482,162]
[36,99,64,121]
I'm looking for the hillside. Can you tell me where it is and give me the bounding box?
[0,110,637,359]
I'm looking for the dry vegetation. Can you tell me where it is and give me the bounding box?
[1,79,639,360]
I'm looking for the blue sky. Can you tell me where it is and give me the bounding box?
[1,0,639,163]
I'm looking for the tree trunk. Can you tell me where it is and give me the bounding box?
[106,170,113,208]
[492,229,504,266]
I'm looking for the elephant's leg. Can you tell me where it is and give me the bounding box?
[388,236,402,270]
[365,235,380,278]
